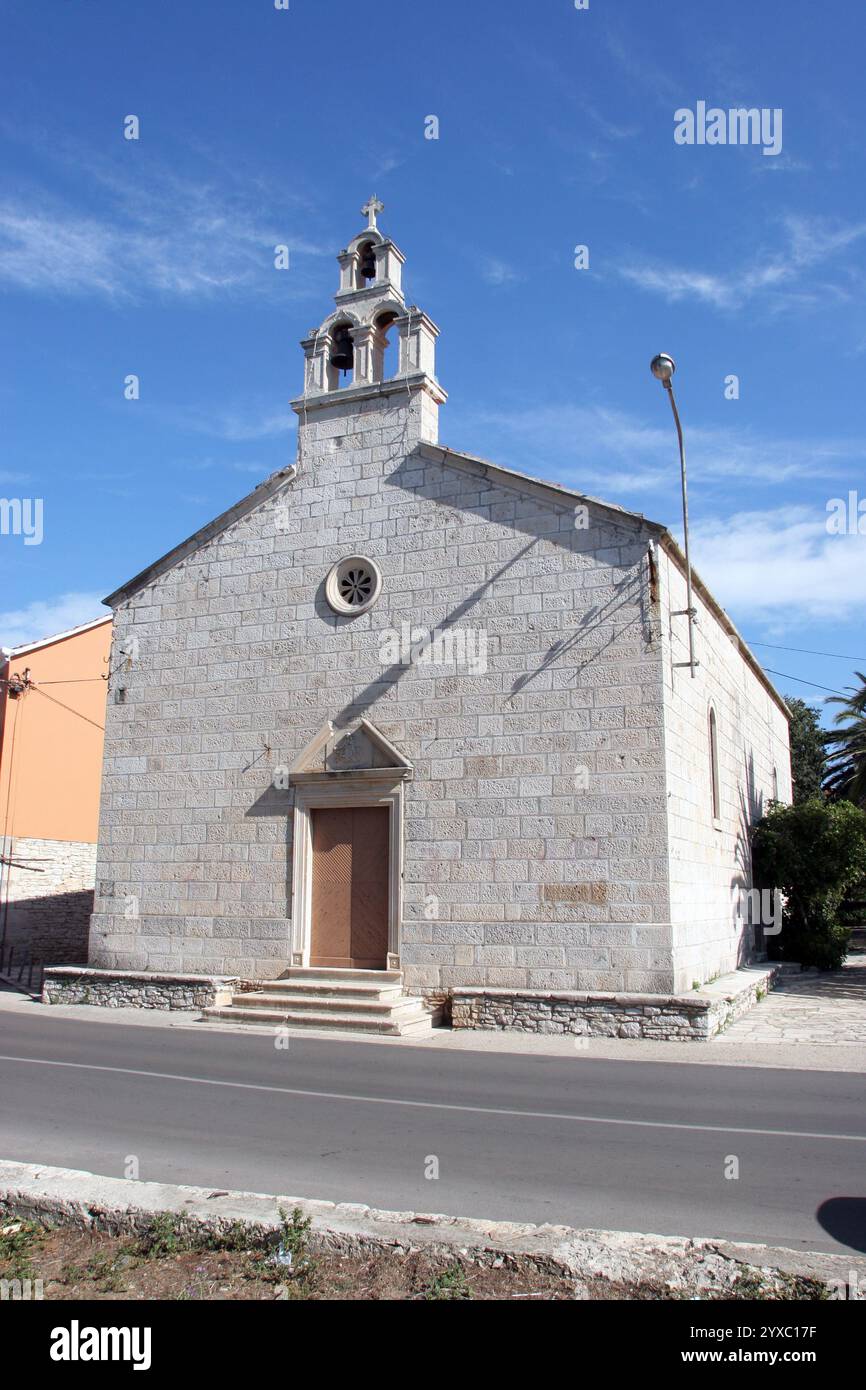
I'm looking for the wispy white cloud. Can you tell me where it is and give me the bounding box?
[178,406,296,443]
[181,455,277,476]
[455,402,866,495]
[0,592,108,649]
[603,30,682,107]
[751,153,811,175]
[618,263,739,310]
[689,506,866,620]
[582,103,640,142]
[368,154,404,181]
[618,214,866,312]
[480,257,520,287]
[177,494,212,507]
[0,145,328,301]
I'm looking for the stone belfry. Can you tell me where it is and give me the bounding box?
[290,198,446,451]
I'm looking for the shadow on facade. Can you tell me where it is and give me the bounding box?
[321,446,657,731]
[731,748,765,967]
[0,889,93,969]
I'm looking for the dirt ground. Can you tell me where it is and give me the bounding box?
[0,1212,827,1301]
[1,1215,578,1300]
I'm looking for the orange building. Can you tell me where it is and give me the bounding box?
[0,615,112,972]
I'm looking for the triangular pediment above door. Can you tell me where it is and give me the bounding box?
[288,718,413,782]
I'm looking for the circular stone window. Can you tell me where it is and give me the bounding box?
[325,555,383,615]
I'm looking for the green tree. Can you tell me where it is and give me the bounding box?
[785,697,827,803]
[824,672,866,809]
[752,797,866,969]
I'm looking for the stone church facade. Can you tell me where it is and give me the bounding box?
[83,203,791,1029]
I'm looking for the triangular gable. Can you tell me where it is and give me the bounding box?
[289,718,413,783]
[102,432,662,613]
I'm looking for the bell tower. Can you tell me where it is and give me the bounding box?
[290,198,446,451]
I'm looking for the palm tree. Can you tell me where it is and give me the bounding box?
[824,671,866,808]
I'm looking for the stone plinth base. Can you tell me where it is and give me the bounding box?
[42,967,238,1012]
[450,966,780,1041]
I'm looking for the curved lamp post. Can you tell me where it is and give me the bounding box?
[650,353,698,676]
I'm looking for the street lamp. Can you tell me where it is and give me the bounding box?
[650,353,698,676]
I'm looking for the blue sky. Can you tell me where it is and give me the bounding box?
[1,0,864,719]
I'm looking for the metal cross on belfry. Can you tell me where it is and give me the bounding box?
[361,195,384,230]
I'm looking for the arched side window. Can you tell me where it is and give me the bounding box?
[772,765,779,801]
[708,707,721,822]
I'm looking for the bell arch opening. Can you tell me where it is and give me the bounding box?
[373,310,399,382]
[356,240,377,287]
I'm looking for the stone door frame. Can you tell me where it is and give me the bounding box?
[289,775,406,970]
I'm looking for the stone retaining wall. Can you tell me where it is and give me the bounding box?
[450,967,780,1041]
[42,967,237,1011]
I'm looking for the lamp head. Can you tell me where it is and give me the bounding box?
[650,353,676,386]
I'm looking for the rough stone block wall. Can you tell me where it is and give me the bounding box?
[42,966,236,1010]
[658,548,792,992]
[451,965,780,1041]
[89,385,675,992]
[1,837,96,967]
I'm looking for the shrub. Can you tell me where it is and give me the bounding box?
[137,1212,193,1258]
[424,1262,473,1301]
[752,798,866,970]
[270,1207,316,1292]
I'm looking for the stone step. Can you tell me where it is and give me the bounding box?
[201,962,434,1038]
[229,991,419,1015]
[202,1004,433,1037]
[284,966,403,984]
[253,979,404,1001]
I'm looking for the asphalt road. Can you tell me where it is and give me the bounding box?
[1,1009,865,1255]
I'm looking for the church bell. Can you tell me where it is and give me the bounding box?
[359,242,377,281]
[329,325,354,373]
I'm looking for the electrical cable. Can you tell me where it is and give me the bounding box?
[32,685,105,732]
[762,667,848,697]
[745,639,866,663]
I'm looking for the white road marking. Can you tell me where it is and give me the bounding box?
[1,1053,864,1144]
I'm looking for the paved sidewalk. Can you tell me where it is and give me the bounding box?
[2,972,864,1072]
[720,953,866,1045]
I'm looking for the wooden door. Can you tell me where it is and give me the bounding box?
[310,806,389,968]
